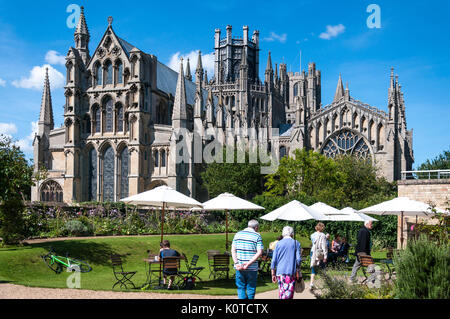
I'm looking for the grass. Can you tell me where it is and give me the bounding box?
[0,233,390,296]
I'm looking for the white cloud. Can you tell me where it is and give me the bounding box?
[0,78,6,86]
[168,51,215,80]
[45,50,66,66]
[0,122,18,136]
[14,121,38,155]
[12,64,65,90]
[263,32,287,43]
[319,24,346,40]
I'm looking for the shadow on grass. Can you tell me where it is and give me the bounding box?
[32,241,117,266]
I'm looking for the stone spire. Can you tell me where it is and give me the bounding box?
[185,58,192,81]
[333,74,345,102]
[195,51,203,85]
[266,51,273,71]
[196,51,203,72]
[74,6,90,64]
[172,59,187,128]
[38,68,54,131]
[203,70,208,87]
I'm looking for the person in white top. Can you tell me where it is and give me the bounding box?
[309,222,328,290]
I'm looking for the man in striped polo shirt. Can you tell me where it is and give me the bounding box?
[231,219,264,299]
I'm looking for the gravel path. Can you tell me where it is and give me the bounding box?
[0,283,315,299]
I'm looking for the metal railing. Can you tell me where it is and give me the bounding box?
[401,169,450,180]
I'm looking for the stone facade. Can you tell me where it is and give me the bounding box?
[396,179,450,248]
[31,8,414,204]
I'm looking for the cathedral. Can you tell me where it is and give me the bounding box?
[31,8,414,204]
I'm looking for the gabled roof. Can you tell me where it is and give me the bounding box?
[156,61,214,107]
[117,37,137,57]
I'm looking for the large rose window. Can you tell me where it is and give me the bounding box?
[322,130,371,159]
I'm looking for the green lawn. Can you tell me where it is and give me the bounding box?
[0,233,389,295]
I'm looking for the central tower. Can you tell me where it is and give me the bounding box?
[214,25,259,83]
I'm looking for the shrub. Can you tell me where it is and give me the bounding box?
[394,236,450,299]
[64,220,93,237]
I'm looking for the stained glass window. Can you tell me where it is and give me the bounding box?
[105,98,113,132]
[105,61,113,85]
[117,105,123,132]
[96,63,102,86]
[322,129,371,160]
[120,148,129,199]
[117,61,123,84]
[88,148,97,201]
[102,146,115,202]
[95,107,101,133]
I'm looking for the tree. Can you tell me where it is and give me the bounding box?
[417,147,450,172]
[200,147,265,200]
[0,135,35,244]
[264,148,345,202]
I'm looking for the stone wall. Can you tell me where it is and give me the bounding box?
[396,179,450,248]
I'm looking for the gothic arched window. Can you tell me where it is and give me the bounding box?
[105,60,113,85]
[293,82,300,97]
[104,97,114,132]
[102,146,115,202]
[94,106,101,133]
[154,150,159,168]
[95,63,102,86]
[161,149,166,167]
[40,180,63,203]
[88,148,97,201]
[116,60,123,84]
[117,104,124,132]
[120,147,129,199]
[322,129,371,160]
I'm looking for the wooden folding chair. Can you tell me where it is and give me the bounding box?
[210,254,230,280]
[359,254,374,284]
[110,254,137,289]
[162,256,183,289]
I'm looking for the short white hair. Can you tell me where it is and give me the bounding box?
[364,220,373,227]
[248,219,259,229]
[282,226,294,237]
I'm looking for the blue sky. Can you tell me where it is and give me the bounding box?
[0,0,449,168]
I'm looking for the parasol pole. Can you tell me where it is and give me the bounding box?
[400,211,404,249]
[225,209,229,251]
[161,202,165,243]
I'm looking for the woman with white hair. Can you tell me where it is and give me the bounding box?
[270,226,302,299]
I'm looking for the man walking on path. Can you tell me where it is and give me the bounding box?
[231,220,264,299]
[349,220,373,283]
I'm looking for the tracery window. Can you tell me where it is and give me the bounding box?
[104,98,114,132]
[40,180,63,203]
[322,129,371,160]
[88,148,97,201]
[117,104,124,132]
[293,82,300,97]
[95,63,102,86]
[116,60,123,84]
[94,106,101,133]
[105,61,113,85]
[102,146,115,202]
[120,147,129,199]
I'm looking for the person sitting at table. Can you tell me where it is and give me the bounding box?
[159,240,180,289]
[337,237,350,263]
[268,235,283,258]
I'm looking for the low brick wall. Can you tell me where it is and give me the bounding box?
[396,179,450,248]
